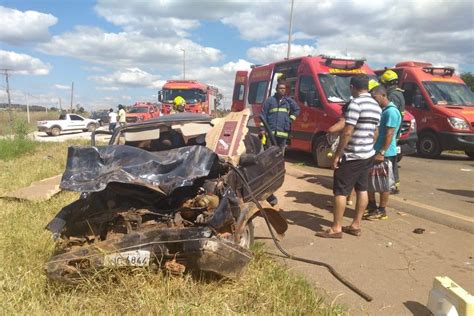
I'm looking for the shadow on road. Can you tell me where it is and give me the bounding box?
[285,190,333,211]
[284,150,314,165]
[282,209,333,232]
[403,301,432,316]
[437,188,474,198]
[296,174,333,191]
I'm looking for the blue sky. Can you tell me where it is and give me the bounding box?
[1,0,473,110]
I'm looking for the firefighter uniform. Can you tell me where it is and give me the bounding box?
[260,94,300,152]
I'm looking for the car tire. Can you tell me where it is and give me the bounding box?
[51,127,61,137]
[46,132,52,136]
[417,132,441,158]
[238,221,254,249]
[87,123,98,132]
[312,135,331,168]
[465,150,474,159]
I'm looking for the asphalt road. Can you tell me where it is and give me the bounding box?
[285,151,474,233]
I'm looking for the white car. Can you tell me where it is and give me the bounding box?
[37,114,99,136]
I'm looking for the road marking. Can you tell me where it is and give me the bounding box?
[388,195,474,223]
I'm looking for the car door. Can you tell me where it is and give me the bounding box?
[240,143,285,202]
[69,115,86,130]
[403,82,431,131]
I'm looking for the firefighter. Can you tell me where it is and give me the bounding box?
[380,70,405,194]
[380,70,405,114]
[172,95,186,113]
[260,82,300,155]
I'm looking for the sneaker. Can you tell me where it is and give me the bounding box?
[364,202,378,216]
[365,210,388,221]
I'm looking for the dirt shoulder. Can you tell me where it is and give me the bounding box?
[254,162,473,315]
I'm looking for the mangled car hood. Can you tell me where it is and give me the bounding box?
[60,145,217,195]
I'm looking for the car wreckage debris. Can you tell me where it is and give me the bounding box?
[45,113,288,283]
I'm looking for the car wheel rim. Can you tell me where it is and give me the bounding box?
[421,138,434,153]
[239,226,251,248]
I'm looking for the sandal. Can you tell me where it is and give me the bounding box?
[342,226,361,237]
[315,229,343,239]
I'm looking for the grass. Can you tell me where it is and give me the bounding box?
[0,140,344,315]
[0,110,61,136]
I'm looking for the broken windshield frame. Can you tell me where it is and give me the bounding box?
[422,82,474,106]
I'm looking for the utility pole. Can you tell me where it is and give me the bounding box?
[70,81,74,113]
[286,0,295,60]
[25,93,30,123]
[181,49,186,80]
[1,69,13,122]
[59,97,62,111]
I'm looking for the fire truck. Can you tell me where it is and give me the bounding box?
[376,62,474,158]
[158,80,218,115]
[231,55,417,167]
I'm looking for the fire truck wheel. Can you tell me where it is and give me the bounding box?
[417,132,441,158]
[465,150,474,159]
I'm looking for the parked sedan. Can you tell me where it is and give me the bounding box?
[45,111,287,283]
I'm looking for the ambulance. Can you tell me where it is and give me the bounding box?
[377,62,474,158]
[231,55,417,167]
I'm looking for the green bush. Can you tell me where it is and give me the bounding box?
[0,119,37,160]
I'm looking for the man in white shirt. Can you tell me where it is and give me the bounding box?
[108,108,117,131]
[118,105,126,127]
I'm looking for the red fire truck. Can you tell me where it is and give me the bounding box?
[231,55,417,167]
[158,80,218,115]
[376,62,474,158]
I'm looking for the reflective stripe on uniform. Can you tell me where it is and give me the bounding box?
[290,114,296,120]
[274,130,289,138]
[269,107,289,113]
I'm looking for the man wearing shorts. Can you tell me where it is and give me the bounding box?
[365,85,401,220]
[316,74,381,238]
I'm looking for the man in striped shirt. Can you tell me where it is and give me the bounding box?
[316,74,381,238]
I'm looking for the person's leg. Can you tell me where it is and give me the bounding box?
[275,137,287,155]
[331,195,347,233]
[392,157,400,193]
[347,189,355,206]
[350,190,368,229]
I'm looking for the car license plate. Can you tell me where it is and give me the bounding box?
[104,250,150,267]
[396,146,401,154]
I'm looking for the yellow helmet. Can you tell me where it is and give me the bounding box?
[380,69,398,84]
[368,79,380,92]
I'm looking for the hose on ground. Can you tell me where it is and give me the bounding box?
[226,162,373,302]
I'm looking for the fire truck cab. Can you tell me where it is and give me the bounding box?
[232,55,417,167]
[158,80,218,115]
[378,62,474,158]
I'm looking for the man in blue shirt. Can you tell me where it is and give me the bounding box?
[365,85,401,220]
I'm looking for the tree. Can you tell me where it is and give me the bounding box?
[460,72,474,91]
[78,107,85,114]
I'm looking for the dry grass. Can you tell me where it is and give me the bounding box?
[0,110,61,136]
[0,140,345,315]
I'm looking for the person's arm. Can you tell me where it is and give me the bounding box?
[374,127,394,162]
[332,123,355,169]
[260,98,271,133]
[328,118,345,134]
[288,97,300,121]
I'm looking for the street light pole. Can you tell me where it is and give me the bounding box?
[181,49,186,80]
[286,0,295,60]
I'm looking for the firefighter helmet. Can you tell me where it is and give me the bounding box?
[380,69,398,84]
[368,79,380,92]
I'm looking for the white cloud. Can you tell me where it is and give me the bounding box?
[96,86,120,91]
[54,84,70,90]
[184,59,252,108]
[247,43,318,64]
[90,68,165,89]
[0,6,57,45]
[38,26,222,70]
[0,50,51,75]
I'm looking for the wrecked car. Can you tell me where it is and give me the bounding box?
[45,110,288,283]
